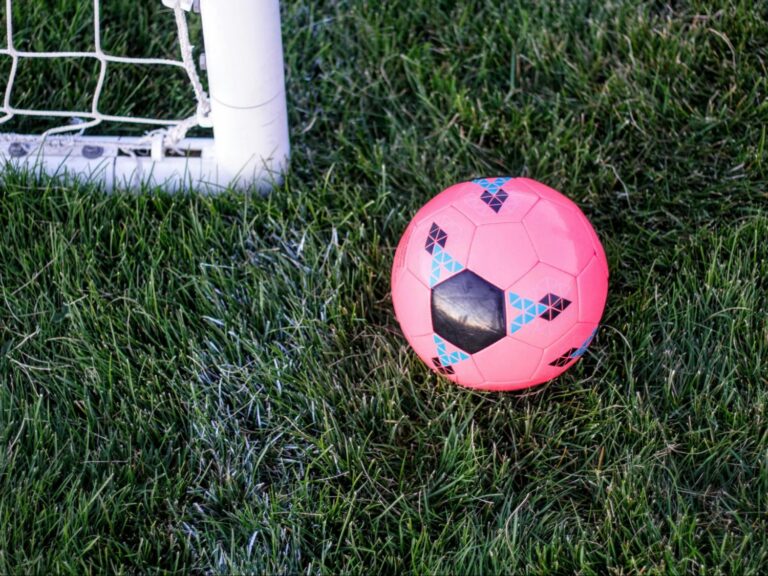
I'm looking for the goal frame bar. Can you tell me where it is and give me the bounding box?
[0,0,290,193]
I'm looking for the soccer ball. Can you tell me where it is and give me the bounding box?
[391,177,609,391]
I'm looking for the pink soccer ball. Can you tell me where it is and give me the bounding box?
[391,177,609,391]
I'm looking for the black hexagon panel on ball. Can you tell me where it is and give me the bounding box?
[430,270,506,354]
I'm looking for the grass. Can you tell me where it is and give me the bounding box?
[1,0,767,573]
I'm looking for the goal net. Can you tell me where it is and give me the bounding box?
[0,0,290,192]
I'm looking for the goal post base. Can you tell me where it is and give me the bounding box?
[0,136,285,193]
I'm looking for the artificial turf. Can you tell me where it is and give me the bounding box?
[1,0,767,573]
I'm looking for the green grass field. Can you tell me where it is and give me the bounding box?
[1,0,767,573]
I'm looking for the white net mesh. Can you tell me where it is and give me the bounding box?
[0,0,211,153]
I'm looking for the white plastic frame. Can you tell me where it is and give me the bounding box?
[0,0,290,192]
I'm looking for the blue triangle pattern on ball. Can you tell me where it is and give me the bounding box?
[509,292,548,334]
[432,335,470,367]
[473,177,511,213]
[473,177,510,194]
[429,244,464,286]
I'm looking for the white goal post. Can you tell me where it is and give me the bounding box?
[0,0,290,192]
